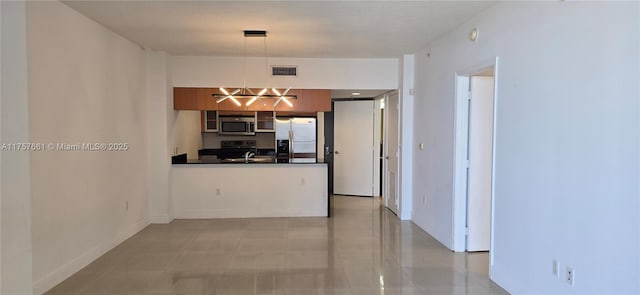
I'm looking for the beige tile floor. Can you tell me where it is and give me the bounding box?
[45,196,509,295]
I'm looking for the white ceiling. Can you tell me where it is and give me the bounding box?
[331,89,390,99]
[62,1,496,58]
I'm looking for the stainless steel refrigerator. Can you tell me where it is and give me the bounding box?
[275,117,317,163]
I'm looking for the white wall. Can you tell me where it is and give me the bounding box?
[147,50,174,223]
[26,2,149,293]
[1,2,34,294]
[399,54,414,221]
[171,56,398,89]
[410,2,639,294]
[173,164,327,218]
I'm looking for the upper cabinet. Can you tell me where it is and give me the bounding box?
[173,88,198,110]
[275,89,303,112]
[195,88,219,110]
[173,87,331,113]
[302,89,331,112]
[217,98,247,111]
[255,111,275,132]
[202,110,218,132]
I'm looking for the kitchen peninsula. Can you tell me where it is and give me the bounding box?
[172,162,327,218]
[171,87,330,219]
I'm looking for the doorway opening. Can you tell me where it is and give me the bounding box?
[325,90,394,217]
[453,58,498,266]
[332,99,379,197]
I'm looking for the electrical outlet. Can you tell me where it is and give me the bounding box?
[566,267,575,286]
[422,195,427,205]
[552,260,560,278]
[125,201,129,211]
[216,188,221,196]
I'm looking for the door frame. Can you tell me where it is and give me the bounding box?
[452,57,499,263]
[383,92,390,208]
[324,104,335,216]
[382,91,400,214]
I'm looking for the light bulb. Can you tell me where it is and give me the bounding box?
[230,97,241,106]
[216,96,230,103]
[282,87,292,96]
[282,97,293,107]
[246,96,258,106]
[273,97,283,107]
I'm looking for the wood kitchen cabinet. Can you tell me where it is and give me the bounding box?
[217,98,248,111]
[201,110,218,132]
[275,89,303,112]
[218,110,254,116]
[174,88,198,110]
[247,100,274,111]
[255,111,275,132]
[244,88,274,111]
[195,88,219,110]
[174,87,330,112]
[302,89,331,112]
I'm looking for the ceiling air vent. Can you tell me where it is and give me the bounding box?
[272,66,297,77]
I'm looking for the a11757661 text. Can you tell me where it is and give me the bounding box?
[1,142,129,152]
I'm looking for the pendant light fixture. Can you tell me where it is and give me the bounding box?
[214,30,296,107]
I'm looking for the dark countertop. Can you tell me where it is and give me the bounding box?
[175,159,325,165]
[171,153,324,165]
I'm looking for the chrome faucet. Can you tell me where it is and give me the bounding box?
[244,151,255,162]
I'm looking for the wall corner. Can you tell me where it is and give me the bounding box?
[399,54,415,221]
[1,1,34,294]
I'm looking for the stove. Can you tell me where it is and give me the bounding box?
[217,140,257,160]
[221,140,256,149]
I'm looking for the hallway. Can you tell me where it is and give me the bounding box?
[45,196,509,295]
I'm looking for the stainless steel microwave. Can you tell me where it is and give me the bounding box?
[219,116,255,135]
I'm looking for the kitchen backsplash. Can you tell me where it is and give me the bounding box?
[202,132,276,149]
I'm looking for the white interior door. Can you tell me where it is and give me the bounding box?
[385,92,400,214]
[334,100,375,196]
[466,76,495,252]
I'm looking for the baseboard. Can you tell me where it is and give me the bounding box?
[149,214,173,224]
[400,208,411,220]
[489,265,516,295]
[32,218,149,295]
[174,209,327,219]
